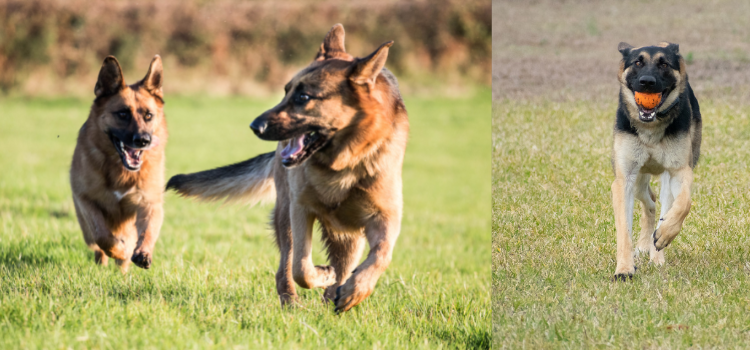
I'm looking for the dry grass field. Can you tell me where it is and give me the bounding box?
[493,1,750,348]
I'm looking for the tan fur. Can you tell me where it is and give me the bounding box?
[274,29,407,312]
[168,24,409,312]
[71,55,168,272]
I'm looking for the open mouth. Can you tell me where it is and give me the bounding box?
[109,134,145,171]
[634,90,668,122]
[279,130,328,168]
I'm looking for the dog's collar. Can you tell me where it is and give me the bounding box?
[656,96,680,116]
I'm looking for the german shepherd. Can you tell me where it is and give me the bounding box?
[612,42,701,280]
[70,55,167,273]
[167,24,409,312]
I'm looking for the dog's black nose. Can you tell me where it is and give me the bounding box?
[133,134,151,148]
[639,75,656,87]
[250,119,267,136]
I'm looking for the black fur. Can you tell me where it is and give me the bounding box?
[614,97,638,136]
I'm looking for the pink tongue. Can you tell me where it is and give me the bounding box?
[280,135,305,159]
[126,147,140,160]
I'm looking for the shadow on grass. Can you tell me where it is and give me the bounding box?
[436,326,491,349]
[0,239,84,269]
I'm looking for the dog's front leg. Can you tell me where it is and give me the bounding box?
[612,171,637,280]
[290,203,336,289]
[654,167,693,251]
[74,196,132,262]
[131,202,164,269]
[334,217,400,312]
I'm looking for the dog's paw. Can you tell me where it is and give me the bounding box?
[323,284,339,303]
[653,228,674,251]
[612,273,633,282]
[314,265,337,288]
[635,237,653,257]
[334,279,374,313]
[613,265,636,282]
[131,250,152,269]
[650,249,665,265]
[279,293,299,308]
[94,250,109,266]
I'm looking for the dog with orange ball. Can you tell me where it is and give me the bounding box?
[610,42,702,281]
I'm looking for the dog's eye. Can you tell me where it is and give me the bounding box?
[144,112,153,121]
[660,63,668,68]
[294,93,311,105]
[635,61,643,67]
[116,111,129,120]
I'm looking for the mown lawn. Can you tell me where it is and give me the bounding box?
[0,89,490,349]
[492,99,750,348]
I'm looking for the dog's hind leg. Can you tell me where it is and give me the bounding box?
[635,174,657,258]
[321,228,366,303]
[654,167,693,251]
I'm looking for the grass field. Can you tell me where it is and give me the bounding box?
[492,99,750,348]
[0,89,490,349]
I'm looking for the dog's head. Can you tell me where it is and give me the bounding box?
[249,24,395,168]
[618,42,687,123]
[92,55,164,171]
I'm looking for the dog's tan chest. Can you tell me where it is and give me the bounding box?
[615,132,691,175]
[298,184,375,232]
[290,164,386,232]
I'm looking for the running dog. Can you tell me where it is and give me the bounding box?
[71,55,168,272]
[611,42,701,280]
[167,24,409,312]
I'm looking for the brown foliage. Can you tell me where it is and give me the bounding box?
[0,0,490,96]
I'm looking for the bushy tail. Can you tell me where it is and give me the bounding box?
[166,151,276,205]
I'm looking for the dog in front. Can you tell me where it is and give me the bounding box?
[71,55,168,272]
[611,42,701,280]
[167,24,409,312]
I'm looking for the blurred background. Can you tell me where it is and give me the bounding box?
[493,0,750,103]
[0,0,490,97]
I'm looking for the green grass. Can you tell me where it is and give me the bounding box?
[492,99,750,348]
[0,89,490,349]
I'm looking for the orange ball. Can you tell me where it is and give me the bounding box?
[634,92,662,110]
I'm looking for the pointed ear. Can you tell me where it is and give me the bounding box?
[659,41,680,54]
[618,42,634,57]
[94,56,126,97]
[140,55,163,97]
[315,23,346,61]
[350,41,393,87]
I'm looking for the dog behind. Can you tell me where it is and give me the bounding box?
[70,55,168,272]
[167,24,409,312]
[611,42,701,280]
